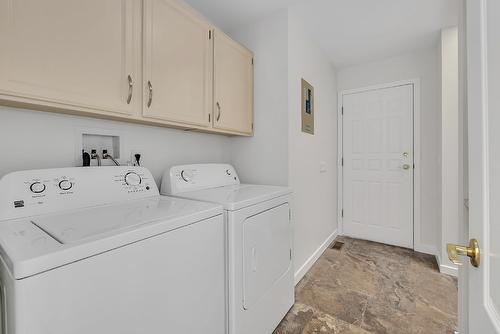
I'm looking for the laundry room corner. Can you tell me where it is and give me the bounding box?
[225,5,339,285]
[287,4,339,284]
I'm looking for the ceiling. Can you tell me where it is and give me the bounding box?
[185,0,297,31]
[185,0,459,68]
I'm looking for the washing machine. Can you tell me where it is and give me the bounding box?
[161,163,294,334]
[0,166,226,334]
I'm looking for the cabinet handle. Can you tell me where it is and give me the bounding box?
[147,80,153,108]
[216,102,221,121]
[127,75,133,104]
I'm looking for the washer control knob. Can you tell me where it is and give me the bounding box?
[181,170,194,182]
[30,182,46,194]
[125,172,142,186]
[226,169,232,176]
[59,180,73,191]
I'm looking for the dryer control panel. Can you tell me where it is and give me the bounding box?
[162,164,239,195]
[0,166,159,221]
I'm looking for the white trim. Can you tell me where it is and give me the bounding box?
[414,243,437,256]
[294,229,338,285]
[340,79,419,96]
[337,92,344,235]
[435,253,458,277]
[413,80,422,252]
[337,79,421,250]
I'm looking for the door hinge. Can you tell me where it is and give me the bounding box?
[341,209,344,218]
[341,106,344,115]
[209,30,212,39]
[341,157,344,166]
[251,58,254,65]
[252,122,254,131]
[208,114,211,122]
[290,249,292,260]
[289,209,291,220]
[413,163,415,169]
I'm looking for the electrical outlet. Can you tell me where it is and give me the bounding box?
[130,151,142,166]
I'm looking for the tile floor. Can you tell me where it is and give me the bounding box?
[274,236,458,334]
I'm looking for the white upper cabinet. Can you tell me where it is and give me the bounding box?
[213,30,254,135]
[142,0,213,127]
[0,0,141,116]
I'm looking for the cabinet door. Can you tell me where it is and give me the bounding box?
[143,0,212,127]
[213,30,254,135]
[0,0,140,116]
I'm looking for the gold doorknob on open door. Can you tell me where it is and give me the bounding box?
[447,239,480,267]
[402,164,410,170]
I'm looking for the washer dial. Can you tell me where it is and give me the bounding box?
[181,170,194,182]
[30,182,46,194]
[125,172,142,186]
[59,180,73,191]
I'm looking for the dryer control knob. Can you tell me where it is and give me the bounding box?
[30,182,46,194]
[125,172,142,186]
[181,170,194,182]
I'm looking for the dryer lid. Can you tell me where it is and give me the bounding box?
[172,184,292,211]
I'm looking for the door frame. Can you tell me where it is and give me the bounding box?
[337,79,421,250]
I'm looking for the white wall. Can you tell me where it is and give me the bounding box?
[0,107,231,185]
[337,48,441,253]
[228,10,289,186]
[440,26,460,272]
[287,5,338,283]
[228,7,338,284]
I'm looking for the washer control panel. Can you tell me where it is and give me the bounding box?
[0,166,159,221]
[24,174,77,198]
[161,163,239,195]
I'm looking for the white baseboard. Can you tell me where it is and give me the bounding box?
[415,243,458,277]
[294,229,338,285]
[436,253,458,277]
[414,243,437,255]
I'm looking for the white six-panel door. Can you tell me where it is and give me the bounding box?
[342,84,414,248]
[465,0,500,332]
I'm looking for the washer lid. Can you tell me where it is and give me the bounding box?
[0,196,222,279]
[33,196,218,244]
[172,184,292,211]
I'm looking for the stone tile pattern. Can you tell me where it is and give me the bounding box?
[274,237,458,334]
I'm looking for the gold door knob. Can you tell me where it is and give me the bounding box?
[447,239,480,267]
[402,164,410,170]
